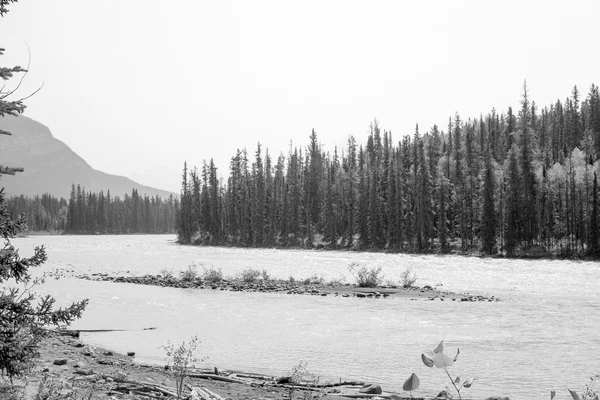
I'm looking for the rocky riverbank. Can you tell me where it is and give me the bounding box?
[7,331,509,400]
[74,273,500,302]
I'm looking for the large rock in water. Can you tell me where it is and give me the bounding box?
[359,384,382,394]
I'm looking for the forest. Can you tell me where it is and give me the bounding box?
[6,185,178,234]
[177,82,600,258]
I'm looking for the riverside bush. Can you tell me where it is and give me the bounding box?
[347,263,384,287]
[240,268,261,283]
[160,334,205,399]
[261,269,270,281]
[179,264,199,282]
[287,361,326,400]
[303,274,324,285]
[202,266,223,284]
[400,267,418,288]
[160,267,175,279]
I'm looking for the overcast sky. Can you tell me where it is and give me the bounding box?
[1,0,599,193]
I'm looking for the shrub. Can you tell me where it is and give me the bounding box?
[240,268,261,283]
[303,274,324,285]
[347,263,384,288]
[400,267,418,288]
[160,267,175,279]
[179,264,199,282]
[202,266,223,284]
[160,334,206,399]
[261,269,270,282]
[327,276,346,286]
[287,361,326,400]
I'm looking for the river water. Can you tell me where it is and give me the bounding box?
[11,235,600,399]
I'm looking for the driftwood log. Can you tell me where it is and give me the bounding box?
[188,373,248,384]
[103,375,178,397]
[191,386,226,400]
[44,327,157,337]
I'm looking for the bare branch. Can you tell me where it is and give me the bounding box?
[14,80,44,102]
[0,39,31,100]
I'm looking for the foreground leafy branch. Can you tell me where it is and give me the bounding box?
[421,341,474,400]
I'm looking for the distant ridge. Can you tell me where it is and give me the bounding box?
[0,114,176,199]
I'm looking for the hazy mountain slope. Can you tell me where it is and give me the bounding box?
[0,115,175,199]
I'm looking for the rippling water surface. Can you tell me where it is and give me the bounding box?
[12,235,600,399]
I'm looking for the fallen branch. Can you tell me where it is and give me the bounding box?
[272,384,323,392]
[234,373,274,381]
[326,394,391,399]
[44,327,158,335]
[102,376,178,397]
[290,380,366,388]
[131,390,164,399]
[188,373,247,384]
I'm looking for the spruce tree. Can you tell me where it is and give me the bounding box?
[1,2,87,381]
[480,148,496,254]
[590,172,599,256]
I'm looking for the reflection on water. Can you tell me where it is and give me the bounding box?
[13,235,600,399]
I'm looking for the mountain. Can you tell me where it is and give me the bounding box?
[0,114,176,199]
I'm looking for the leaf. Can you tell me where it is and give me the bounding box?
[550,390,555,399]
[568,389,581,400]
[454,376,460,385]
[403,373,420,392]
[454,348,460,362]
[433,341,444,354]
[421,353,434,368]
[434,352,455,368]
[462,378,475,388]
[390,395,403,400]
[444,386,454,399]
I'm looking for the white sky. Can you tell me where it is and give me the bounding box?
[1,0,599,193]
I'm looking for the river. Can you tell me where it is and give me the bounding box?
[11,234,600,399]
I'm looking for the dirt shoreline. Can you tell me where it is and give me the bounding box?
[12,332,423,400]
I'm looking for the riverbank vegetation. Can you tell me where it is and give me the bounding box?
[5,186,178,234]
[177,83,600,259]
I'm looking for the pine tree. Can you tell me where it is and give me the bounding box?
[1,2,87,379]
[505,146,520,256]
[177,162,192,243]
[590,172,599,256]
[67,184,76,231]
[480,147,496,254]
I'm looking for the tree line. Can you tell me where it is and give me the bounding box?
[6,185,179,234]
[177,82,600,258]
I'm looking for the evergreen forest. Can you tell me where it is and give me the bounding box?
[177,83,600,258]
[6,185,178,234]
